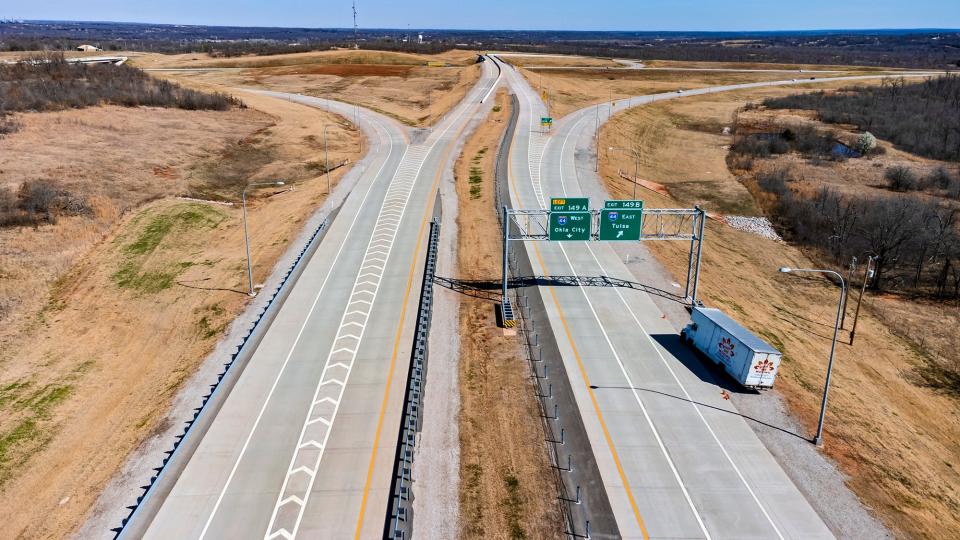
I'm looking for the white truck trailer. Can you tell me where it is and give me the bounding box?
[681,307,782,389]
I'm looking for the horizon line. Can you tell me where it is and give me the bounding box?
[3,19,960,35]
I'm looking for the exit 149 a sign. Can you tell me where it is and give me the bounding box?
[551,197,589,212]
[599,200,643,241]
[549,212,591,241]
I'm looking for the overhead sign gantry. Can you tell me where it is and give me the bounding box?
[500,197,706,326]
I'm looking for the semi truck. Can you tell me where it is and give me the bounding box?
[681,307,782,389]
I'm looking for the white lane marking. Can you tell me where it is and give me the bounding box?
[524,100,711,539]
[263,68,500,537]
[582,241,787,539]
[263,141,415,537]
[554,242,712,539]
[550,92,784,539]
[197,105,398,540]
[479,55,503,103]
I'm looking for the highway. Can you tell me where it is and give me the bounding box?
[133,58,500,539]
[490,56,913,539]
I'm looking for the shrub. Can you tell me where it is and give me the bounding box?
[924,167,953,190]
[757,166,795,194]
[885,166,918,191]
[0,115,21,137]
[0,180,91,228]
[854,131,878,154]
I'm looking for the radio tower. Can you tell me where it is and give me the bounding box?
[352,0,359,49]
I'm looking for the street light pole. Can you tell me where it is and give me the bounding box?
[778,266,846,446]
[323,124,332,195]
[242,181,285,296]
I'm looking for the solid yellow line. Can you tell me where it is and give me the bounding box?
[353,110,474,539]
[530,242,651,540]
[505,98,650,539]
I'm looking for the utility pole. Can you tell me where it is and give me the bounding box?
[594,105,600,172]
[608,146,640,199]
[841,256,856,329]
[352,0,359,49]
[849,256,876,345]
[323,124,331,195]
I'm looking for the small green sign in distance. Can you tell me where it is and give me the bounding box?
[549,212,591,241]
[541,116,553,124]
[599,200,643,241]
[550,197,589,212]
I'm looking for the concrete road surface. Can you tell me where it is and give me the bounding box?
[136,59,499,540]
[489,56,933,540]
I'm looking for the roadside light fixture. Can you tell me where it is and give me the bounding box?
[243,181,285,296]
[778,266,846,446]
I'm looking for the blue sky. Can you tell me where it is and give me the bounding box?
[8,0,960,31]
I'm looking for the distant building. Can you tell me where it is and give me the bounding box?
[76,44,101,52]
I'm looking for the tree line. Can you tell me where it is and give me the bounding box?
[754,167,960,298]
[763,76,960,162]
[0,53,242,114]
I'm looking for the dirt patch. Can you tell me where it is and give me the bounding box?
[268,63,415,77]
[0,95,360,539]
[600,88,960,539]
[455,90,565,539]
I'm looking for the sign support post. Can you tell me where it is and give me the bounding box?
[502,205,509,303]
[691,206,706,305]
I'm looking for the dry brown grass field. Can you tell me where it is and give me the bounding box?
[642,59,903,72]
[497,54,620,68]
[130,48,478,69]
[598,86,960,538]
[0,91,360,538]
[502,59,876,118]
[145,49,482,127]
[455,90,565,539]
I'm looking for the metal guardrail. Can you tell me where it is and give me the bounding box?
[113,209,336,539]
[385,216,442,539]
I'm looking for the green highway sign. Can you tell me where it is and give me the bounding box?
[599,204,643,241]
[541,116,553,125]
[549,212,591,241]
[550,197,589,212]
[605,199,644,210]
